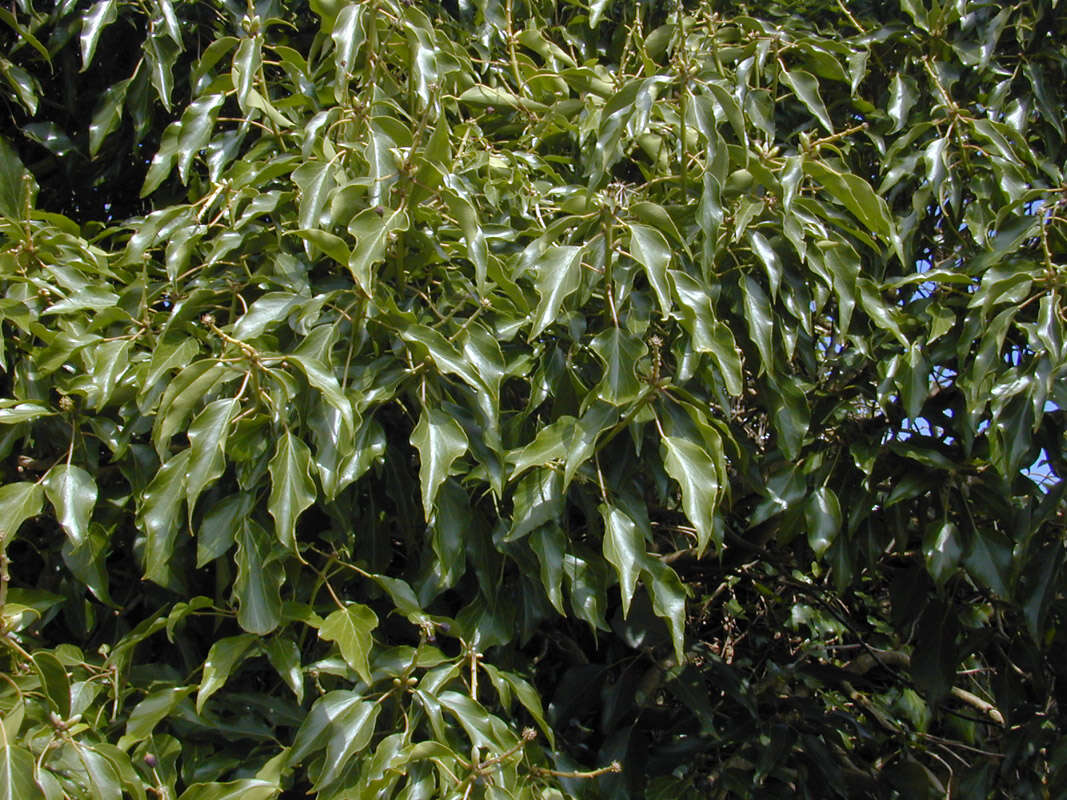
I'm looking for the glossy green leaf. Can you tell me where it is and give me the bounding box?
[267,431,316,551]
[507,468,564,542]
[139,449,190,587]
[804,487,841,558]
[643,560,687,664]
[176,94,224,183]
[288,690,364,766]
[186,398,237,519]
[0,743,44,800]
[232,36,262,114]
[42,466,96,547]
[411,408,468,521]
[197,634,259,713]
[742,274,775,375]
[438,691,516,752]
[804,160,894,240]
[600,504,647,616]
[660,435,721,555]
[331,4,366,79]
[0,136,31,221]
[627,223,672,317]
[80,0,118,71]
[176,780,278,800]
[319,604,378,684]
[293,160,334,231]
[314,699,381,789]
[591,328,646,405]
[32,651,71,720]
[923,521,962,586]
[145,32,179,111]
[347,207,409,294]
[529,245,583,340]
[0,482,42,545]
[197,493,252,566]
[234,519,284,635]
[530,524,566,614]
[887,73,916,133]
[119,687,195,748]
[153,361,239,457]
[264,637,304,704]
[73,741,123,800]
[963,529,1011,598]
[89,79,129,156]
[783,69,833,133]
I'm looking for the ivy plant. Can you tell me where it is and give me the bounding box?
[0,0,1065,797]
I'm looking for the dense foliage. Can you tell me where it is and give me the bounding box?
[1,0,1065,797]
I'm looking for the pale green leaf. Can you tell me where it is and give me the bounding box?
[319,605,378,685]
[0,743,44,800]
[0,482,42,545]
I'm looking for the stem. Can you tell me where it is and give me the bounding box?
[532,762,622,779]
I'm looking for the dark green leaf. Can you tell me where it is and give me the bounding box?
[197,634,259,713]
[267,431,316,551]
[234,520,284,635]
[411,408,468,521]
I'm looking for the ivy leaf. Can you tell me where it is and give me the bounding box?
[411,408,468,521]
[0,483,43,546]
[347,207,409,294]
[627,223,672,317]
[197,634,259,713]
[268,432,317,551]
[186,398,238,520]
[232,35,262,114]
[643,560,688,664]
[590,328,646,405]
[139,450,191,587]
[600,504,648,617]
[660,435,722,556]
[234,520,284,635]
[80,0,118,71]
[119,687,196,749]
[782,69,833,132]
[42,466,97,547]
[289,691,365,766]
[529,245,583,340]
[264,637,304,704]
[319,605,378,685]
[32,651,71,720]
[804,487,841,558]
[313,699,381,789]
[293,160,334,231]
